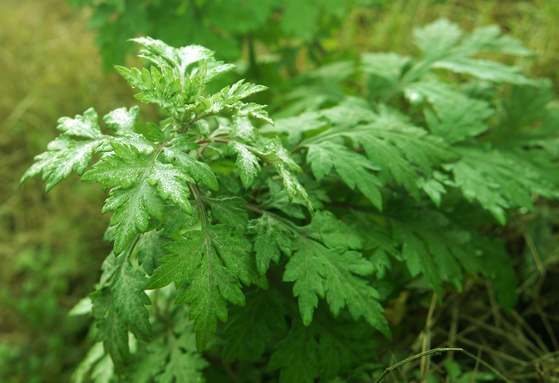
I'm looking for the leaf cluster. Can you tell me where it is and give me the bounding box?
[21,19,559,383]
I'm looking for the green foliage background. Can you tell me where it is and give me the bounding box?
[1,0,559,382]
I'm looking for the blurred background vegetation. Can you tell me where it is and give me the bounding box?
[0,0,557,382]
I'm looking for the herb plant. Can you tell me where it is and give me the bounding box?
[21,19,559,382]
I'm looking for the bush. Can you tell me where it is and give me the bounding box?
[21,19,559,382]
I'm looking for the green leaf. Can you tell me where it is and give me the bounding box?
[103,180,164,255]
[306,144,333,181]
[267,321,318,383]
[81,143,153,188]
[136,230,169,275]
[90,288,129,370]
[21,136,105,192]
[114,65,182,115]
[284,232,389,336]
[232,115,258,143]
[248,214,294,275]
[413,18,463,58]
[112,261,152,342]
[236,102,274,125]
[202,196,249,228]
[406,81,494,143]
[147,162,194,213]
[337,106,456,199]
[156,333,208,383]
[448,146,556,224]
[169,135,201,151]
[222,290,286,364]
[163,204,199,236]
[100,132,156,154]
[209,224,264,288]
[104,106,139,134]
[146,232,207,291]
[411,19,537,85]
[147,222,261,351]
[162,147,218,190]
[227,141,261,189]
[145,122,165,142]
[306,142,383,210]
[261,112,328,147]
[298,211,362,250]
[71,343,105,383]
[361,52,410,84]
[499,81,554,133]
[391,213,469,294]
[57,108,104,139]
[433,58,536,85]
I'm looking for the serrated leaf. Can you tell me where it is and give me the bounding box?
[306,142,383,210]
[257,137,301,172]
[232,115,258,142]
[298,211,362,249]
[202,196,249,228]
[162,147,218,190]
[71,343,105,383]
[90,355,113,383]
[82,143,152,188]
[449,147,551,224]
[145,122,165,142]
[136,230,169,275]
[276,164,313,210]
[163,204,199,236]
[90,288,129,370]
[406,81,494,143]
[156,333,208,383]
[306,145,333,181]
[283,229,389,336]
[21,136,105,192]
[210,224,264,288]
[218,79,268,103]
[413,18,463,58]
[177,247,244,351]
[248,214,294,275]
[476,238,518,311]
[361,52,411,84]
[147,223,257,351]
[104,106,139,134]
[99,132,156,154]
[148,162,194,213]
[112,261,152,342]
[267,321,318,383]
[235,102,274,125]
[433,58,536,85]
[391,209,480,294]
[222,291,286,364]
[146,232,206,290]
[316,105,457,199]
[261,112,328,147]
[115,65,182,115]
[499,81,554,133]
[57,108,104,139]
[169,135,201,151]
[227,141,261,189]
[104,180,165,255]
